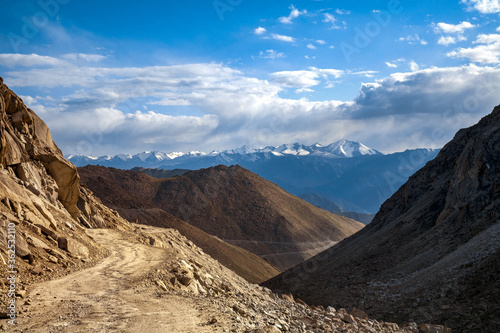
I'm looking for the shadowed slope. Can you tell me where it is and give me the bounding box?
[264,106,500,332]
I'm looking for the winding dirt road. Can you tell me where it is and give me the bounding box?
[12,229,225,332]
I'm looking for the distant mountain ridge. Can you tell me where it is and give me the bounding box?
[68,141,438,214]
[67,140,382,168]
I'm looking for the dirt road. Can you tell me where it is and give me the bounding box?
[11,229,225,332]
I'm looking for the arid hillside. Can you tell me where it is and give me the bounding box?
[79,164,364,271]
[0,77,133,307]
[264,105,500,332]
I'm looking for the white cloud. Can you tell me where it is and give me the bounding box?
[316,40,326,45]
[351,70,378,78]
[0,53,67,68]
[4,53,500,155]
[335,9,351,15]
[323,13,336,24]
[62,53,107,62]
[322,13,345,29]
[475,33,500,43]
[399,34,428,45]
[259,49,285,60]
[278,5,307,24]
[497,26,500,32]
[385,62,398,68]
[295,88,314,93]
[434,21,475,34]
[461,0,500,13]
[254,27,267,35]
[438,36,458,45]
[447,33,500,63]
[307,44,317,50]
[271,33,296,43]
[409,60,420,71]
[271,70,321,88]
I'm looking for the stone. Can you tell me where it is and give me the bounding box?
[33,201,58,229]
[56,237,89,258]
[351,307,369,319]
[15,231,31,258]
[48,255,58,264]
[341,314,356,325]
[28,235,50,250]
[156,280,168,291]
[31,265,43,275]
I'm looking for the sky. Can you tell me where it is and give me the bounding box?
[1,0,500,156]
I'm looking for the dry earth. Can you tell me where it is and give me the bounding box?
[10,228,231,333]
[6,226,427,333]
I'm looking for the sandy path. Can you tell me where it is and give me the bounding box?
[11,229,223,332]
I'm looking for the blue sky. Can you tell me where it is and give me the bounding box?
[1,0,500,156]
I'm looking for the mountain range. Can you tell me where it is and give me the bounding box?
[68,141,439,214]
[264,105,500,332]
[78,164,364,271]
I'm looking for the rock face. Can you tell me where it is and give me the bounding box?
[78,164,365,271]
[0,79,80,218]
[264,106,500,332]
[0,77,133,306]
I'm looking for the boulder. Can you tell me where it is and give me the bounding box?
[37,155,80,219]
[57,236,89,258]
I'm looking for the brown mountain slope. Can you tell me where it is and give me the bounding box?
[77,166,280,283]
[78,165,364,270]
[264,105,500,332]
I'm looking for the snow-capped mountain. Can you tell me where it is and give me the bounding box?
[67,140,439,214]
[67,140,381,168]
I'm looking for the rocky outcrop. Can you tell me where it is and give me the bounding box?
[0,78,79,218]
[0,77,134,309]
[264,106,500,332]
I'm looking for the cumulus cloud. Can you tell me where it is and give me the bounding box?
[461,0,500,13]
[409,61,420,71]
[271,33,296,43]
[278,5,307,24]
[316,40,326,45]
[254,27,267,35]
[3,53,500,155]
[271,70,321,88]
[438,36,458,45]
[385,62,398,68]
[434,21,475,34]
[447,33,500,63]
[307,44,317,50]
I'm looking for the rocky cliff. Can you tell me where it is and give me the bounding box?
[264,105,500,332]
[0,77,132,304]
